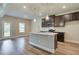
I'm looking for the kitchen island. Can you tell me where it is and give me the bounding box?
[29,32,58,53]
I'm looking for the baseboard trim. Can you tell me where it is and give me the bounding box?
[65,40,79,44]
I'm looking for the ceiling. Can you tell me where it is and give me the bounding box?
[2,3,79,19]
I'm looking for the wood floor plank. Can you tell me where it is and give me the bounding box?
[0,37,79,55]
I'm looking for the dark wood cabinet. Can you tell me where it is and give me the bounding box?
[72,12,79,20]
[64,12,79,21]
[54,35,57,49]
[42,15,55,27]
[63,14,72,21]
[57,32,64,42]
[42,12,79,27]
[55,32,64,42]
[42,18,47,27]
[55,15,65,27]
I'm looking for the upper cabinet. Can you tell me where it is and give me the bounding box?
[54,12,79,27]
[42,15,55,27]
[55,15,65,27]
[72,12,79,20]
[63,14,72,22]
[42,18,47,27]
[42,11,79,27]
[64,12,79,21]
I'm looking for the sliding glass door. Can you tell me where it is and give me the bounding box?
[3,22,11,37]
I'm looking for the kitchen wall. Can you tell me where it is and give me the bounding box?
[31,18,79,44]
[0,15,31,38]
[55,21,79,43]
[31,18,41,32]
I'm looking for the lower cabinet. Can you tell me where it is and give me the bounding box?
[55,32,64,42]
[54,35,57,49]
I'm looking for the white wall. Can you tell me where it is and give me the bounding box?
[31,18,41,32]
[31,18,79,44]
[64,21,79,43]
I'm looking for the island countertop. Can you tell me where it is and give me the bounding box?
[29,32,58,36]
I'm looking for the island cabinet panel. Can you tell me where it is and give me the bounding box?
[29,32,58,53]
[54,15,65,27]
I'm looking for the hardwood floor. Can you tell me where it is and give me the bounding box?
[0,37,79,55]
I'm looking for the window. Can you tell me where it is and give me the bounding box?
[19,23,25,32]
[4,23,10,37]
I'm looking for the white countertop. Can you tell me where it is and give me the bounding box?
[29,32,58,36]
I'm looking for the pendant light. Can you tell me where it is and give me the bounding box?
[45,15,49,21]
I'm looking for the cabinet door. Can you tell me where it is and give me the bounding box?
[57,32,64,42]
[48,15,55,27]
[42,18,47,27]
[42,15,55,27]
[55,15,65,27]
[72,12,79,20]
[63,14,72,22]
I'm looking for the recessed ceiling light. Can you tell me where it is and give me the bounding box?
[62,5,66,9]
[23,6,26,8]
[34,18,36,22]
